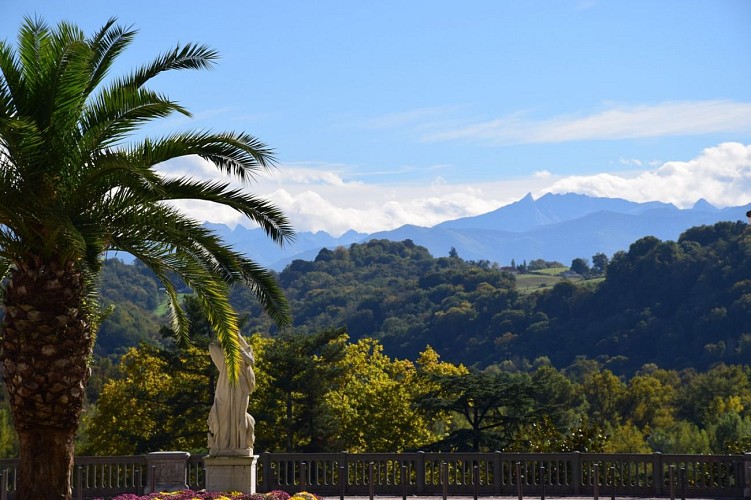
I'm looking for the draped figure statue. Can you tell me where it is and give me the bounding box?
[207,336,256,456]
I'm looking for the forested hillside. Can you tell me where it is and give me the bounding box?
[91,221,751,375]
[522,221,751,372]
[231,221,751,374]
[0,221,748,457]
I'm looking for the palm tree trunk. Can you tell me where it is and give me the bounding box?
[1,257,93,500]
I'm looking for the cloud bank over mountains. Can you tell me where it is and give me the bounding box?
[546,142,751,208]
[163,141,751,236]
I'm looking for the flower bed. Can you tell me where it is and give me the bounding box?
[98,490,321,500]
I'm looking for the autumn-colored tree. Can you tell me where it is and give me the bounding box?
[581,370,626,427]
[620,372,677,429]
[81,344,212,455]
[326,339,440,451]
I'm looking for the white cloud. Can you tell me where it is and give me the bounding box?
[545,142,751,208]
[155,142,751,236]
[364,106,461,129]
[259,181,514,236]
[617,157,643,167]
[425,101,751,144]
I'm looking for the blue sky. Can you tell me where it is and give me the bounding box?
[2,1,751,235]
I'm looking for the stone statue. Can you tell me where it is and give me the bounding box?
[207,335,256,456]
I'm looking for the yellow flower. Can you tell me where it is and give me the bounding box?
[290,492,318,500]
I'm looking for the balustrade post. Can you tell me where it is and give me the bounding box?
[442,461,448,500]
[402,462,408,500]
[610,465,616,500]
[261,451,271,492]
[572,452,581,495]
[516,461,524,500]
[339,451,348,500]
[593,463,599,500]
[540,465,546,500]
[299,462,307,489]
[135,467,142,496]
[474,463,480,500]
[744,452,751,499]
[494,451,502,495]
[0,469,6,500]
[368,461,375,500]
[669,464,676,500]
[680,467,687,500]
[653,452,663,497]
[77,466,83,500]
[416,451,426,495]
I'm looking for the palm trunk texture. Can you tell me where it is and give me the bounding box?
[1,258,93,500]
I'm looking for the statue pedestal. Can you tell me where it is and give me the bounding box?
[204,454,258,493]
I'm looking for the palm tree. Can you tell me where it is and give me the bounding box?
[0,17,293,499]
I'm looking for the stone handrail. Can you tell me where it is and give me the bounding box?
[0,452,746,499]
[258,451,749,498]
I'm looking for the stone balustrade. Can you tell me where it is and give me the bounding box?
[0,452,747,499]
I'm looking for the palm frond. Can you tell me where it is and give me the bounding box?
[81,86,189,150]
[125,43,219,89]
[156,176,294,244]
[15,16,48,114]
[0,17,292,384]
[0,33,26,116]
[131,130,276,183]
[85,18,136,95]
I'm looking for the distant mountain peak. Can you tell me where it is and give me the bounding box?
[200,193,748,271]
[692,198,718,211]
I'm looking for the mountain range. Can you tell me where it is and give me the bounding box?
[205,192,751,270]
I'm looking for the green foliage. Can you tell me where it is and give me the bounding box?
[325,339,444,452]
[604,422,651,453]
[81,344,212,455]
[591,252,609,274]
[78,328,751,454]
[527,222,751,373]
[570,258,590,276]
[647,421,711,454]
[249,239,520,367]
[252,328,348,452]
[76,223,751,454]
[94,222,751,379]
[416,370,549,451]
[0,404,18,458]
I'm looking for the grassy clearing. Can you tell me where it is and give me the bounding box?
[531,266,569,276]
[515,269,604,294]
[516,273,566,293]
